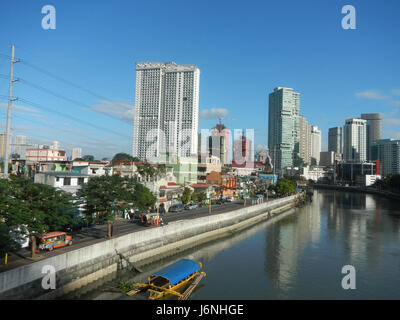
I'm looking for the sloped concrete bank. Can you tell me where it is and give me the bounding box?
[0,195,298,300]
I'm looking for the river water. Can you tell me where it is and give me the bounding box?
[69,189,400,300]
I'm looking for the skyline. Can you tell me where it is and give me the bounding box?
[1,0,400,159]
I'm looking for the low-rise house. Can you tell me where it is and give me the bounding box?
[197,154,222,183]
[72,161,113,176]
[111,160,138,178]
[206,171,221,185]
[26,148,67,162]
[150,153,198,185]
[190,183,215,199]
[34,171,90,194]
[204,171,237,198]
[301,166,328,182]
[231,161,256,176]
[38,161,71,173]
[257,173,277,185]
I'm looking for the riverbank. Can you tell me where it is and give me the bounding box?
[313,184,400,201]
[0,195,300,300]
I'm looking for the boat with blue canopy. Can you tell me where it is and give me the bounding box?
[127,258,206,300]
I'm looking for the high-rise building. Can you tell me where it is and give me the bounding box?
[208,122,229,165]
[298,114,311,165]
[320,151,335,167]
[343,118,367,162]
[268,87,300,171]
[71,148,82,160]
[133,62,200,160]
[361,113,382,160]
[13,135,27,158]
[0,132,12,160]
[233,133,253,165]
[51,141,60,150]
[328,127,342,158]
[371,139,400,176]
[310,126,322,165]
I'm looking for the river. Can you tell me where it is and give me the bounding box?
[66,189,400,300]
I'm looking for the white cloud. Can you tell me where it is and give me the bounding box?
[382,111,400,127]
[89,100,134,122]
[355,90,387,100]
[0,102,44,118]
[391,89,400,96]
[199,108,229,119]
[255,144,268,152]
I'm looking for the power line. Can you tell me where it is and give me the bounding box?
[0,94,131,139]
[0,73,132,124]
[0,51,132,108]
[0,50,133,158]
[2,116,129,159]
[10,112,130,151]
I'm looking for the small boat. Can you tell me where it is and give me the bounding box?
[127,259,206,300]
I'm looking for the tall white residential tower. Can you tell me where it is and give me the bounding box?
[71,148,82,160]
[133,62,200,160]
[310,126,322,165]
[343,118,367,162]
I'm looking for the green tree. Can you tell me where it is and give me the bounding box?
[136,163,157,181]
[276,179,297,196]
[111,153,135,165]
[191,191,206,203]
[0,179,21,258]
[1,176,75,258]
[78,175,156,237]
[373,174,400,193]
[82,155,95,161]
[132,183,157,211]
[181,187,192,204]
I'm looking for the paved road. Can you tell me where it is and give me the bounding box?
[0,198,270,272]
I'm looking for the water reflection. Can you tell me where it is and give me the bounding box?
[265,194,322,297]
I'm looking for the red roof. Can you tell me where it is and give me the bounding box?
[190,183,211,188]
[254,161,266,167]
[134,161,157,167]
[232,161,255,168]
[167,182,178,186]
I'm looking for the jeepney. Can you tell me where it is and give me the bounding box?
[37,231,72,252]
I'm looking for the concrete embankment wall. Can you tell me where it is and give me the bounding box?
[0,195,297,300]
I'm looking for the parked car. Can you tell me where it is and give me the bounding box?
[169,204,185,212]
[184,203,198,210]
[211,199,223,205]
[226,197,234,202]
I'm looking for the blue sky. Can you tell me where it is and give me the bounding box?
[0,0,399,159]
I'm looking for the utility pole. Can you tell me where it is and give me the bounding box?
[3,45,19,179]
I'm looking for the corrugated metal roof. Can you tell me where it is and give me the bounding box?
[38,171,91,177]
[151,259,200,286]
